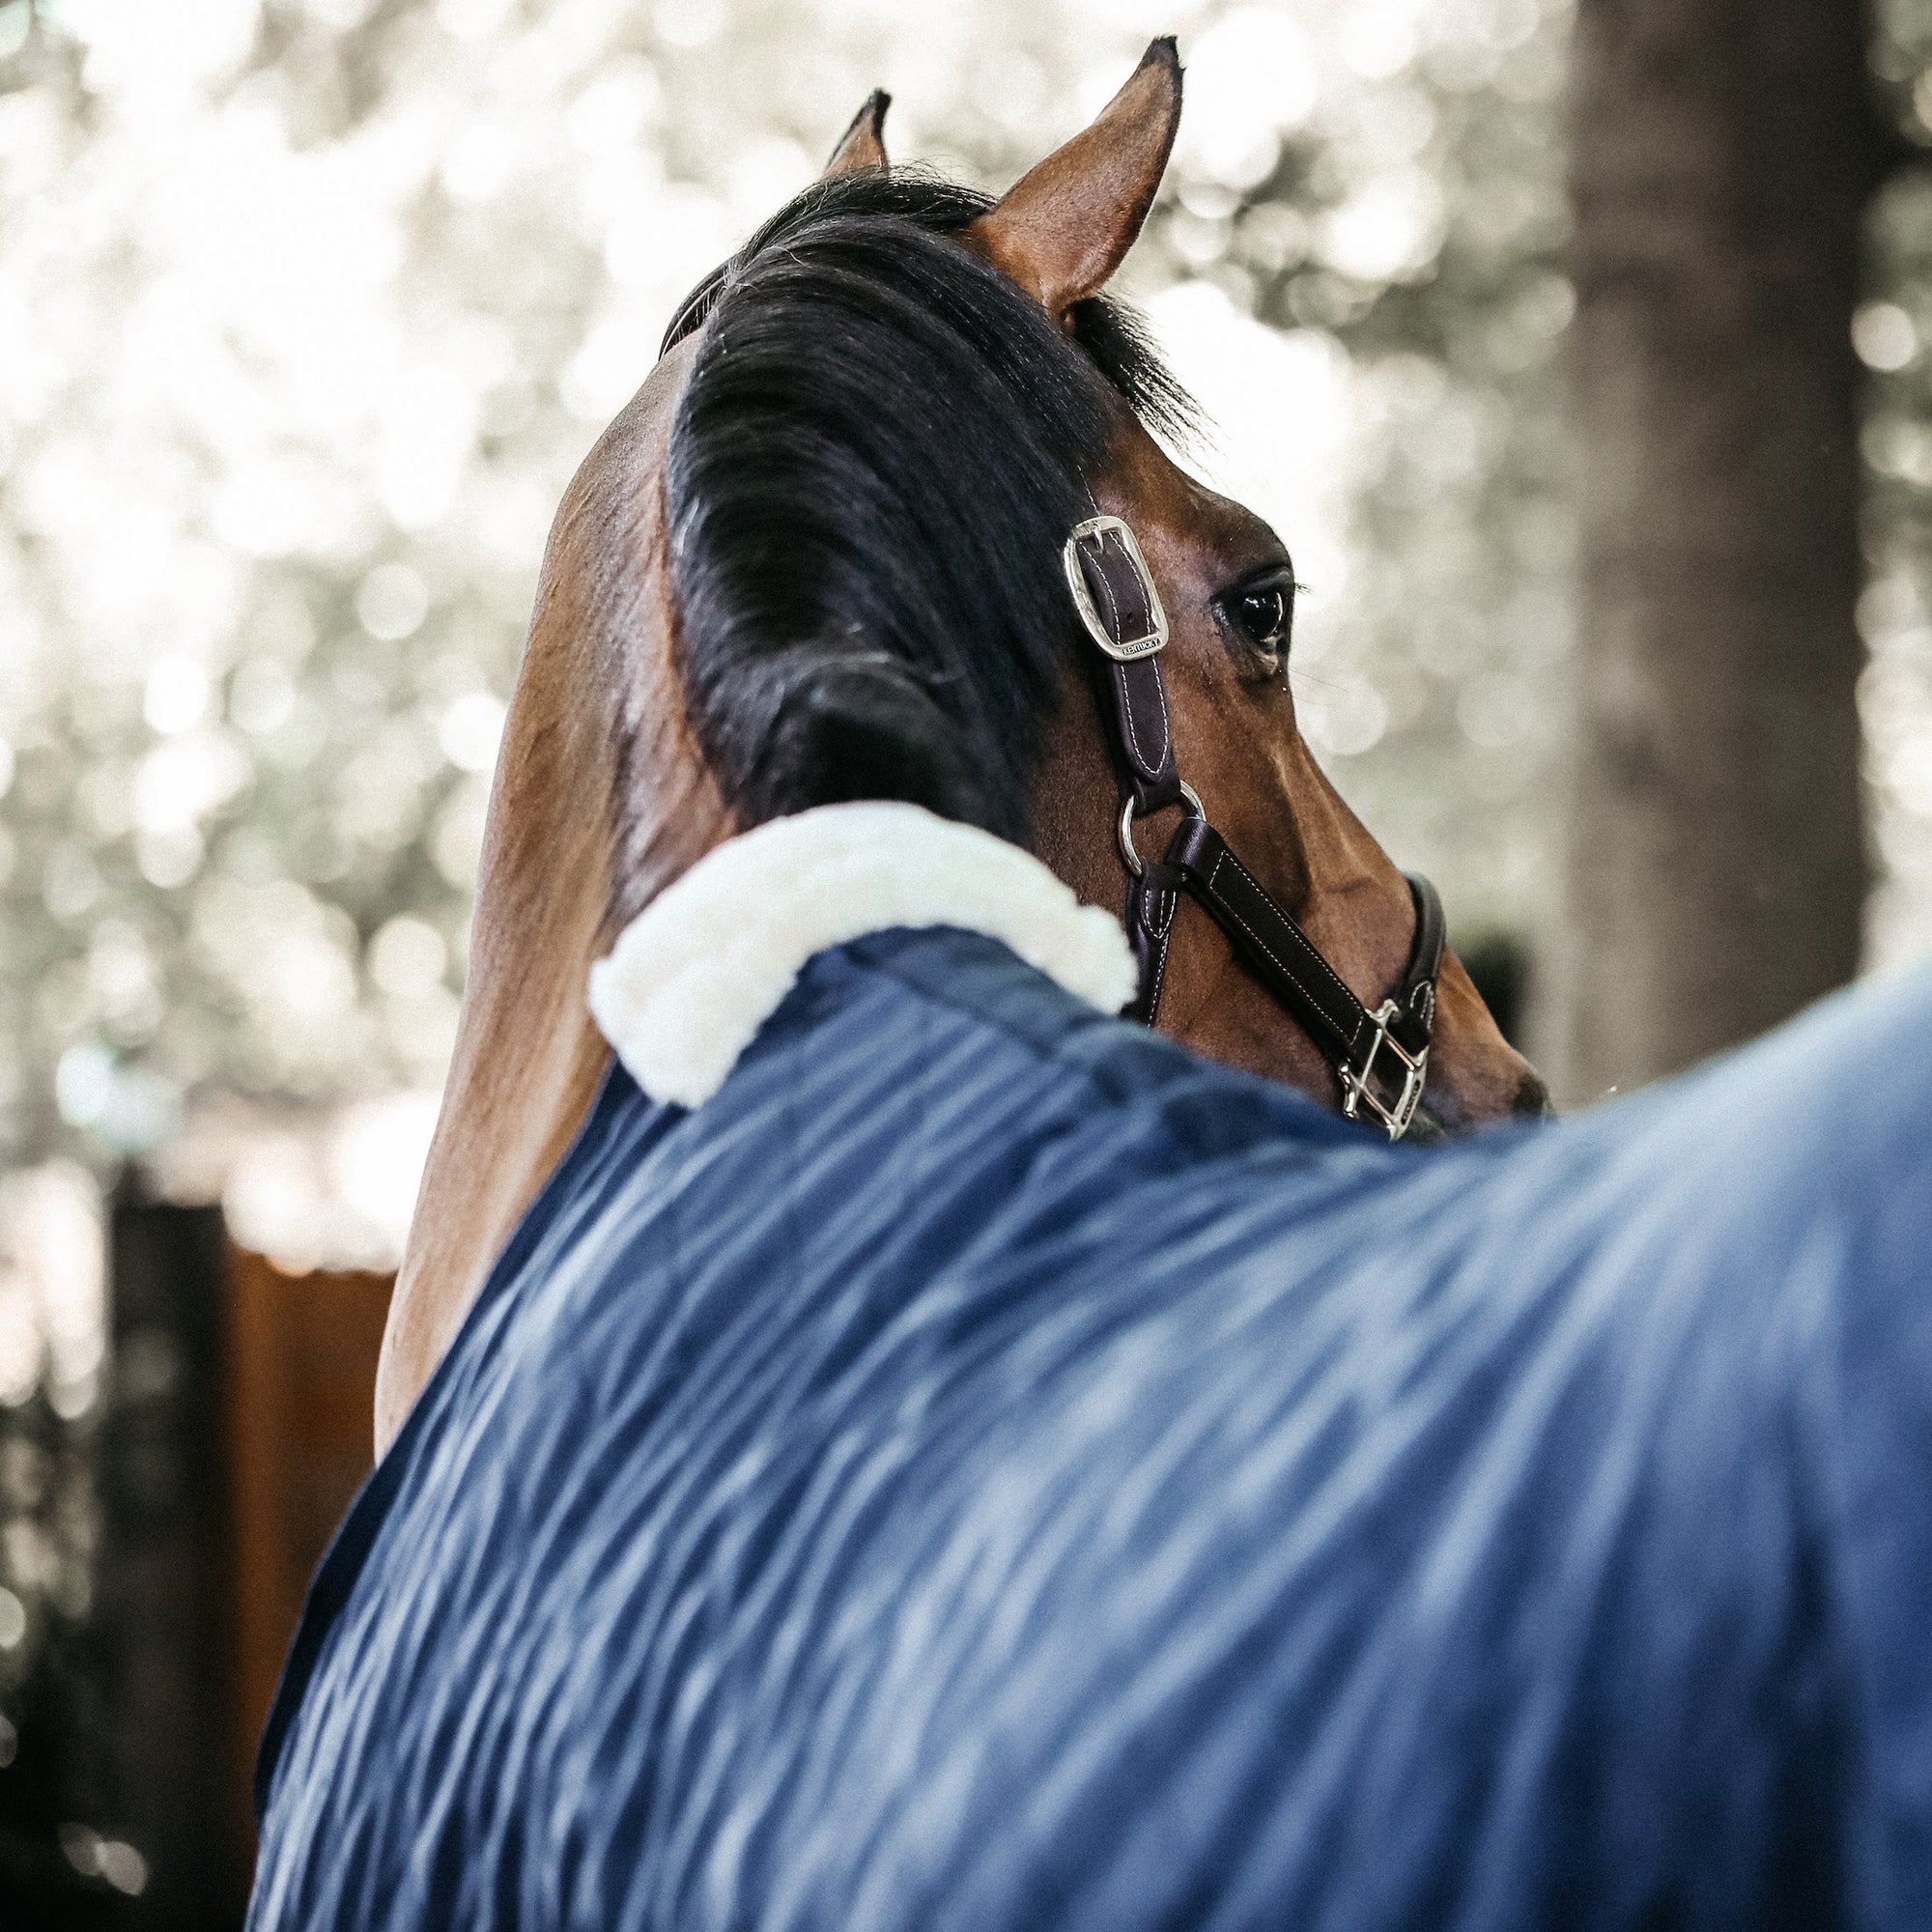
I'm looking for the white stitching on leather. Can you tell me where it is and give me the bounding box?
[1091,547,1122,637]
[1213,847,1356,1012]
[1117,666,1169,777]
[1086,536,1170,778]
[1205,848,1356,1048]
[1144,662,1171,770]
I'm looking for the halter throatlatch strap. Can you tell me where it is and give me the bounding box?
[1065,513,1447,1140]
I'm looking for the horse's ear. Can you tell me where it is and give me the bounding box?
[822,90,890,179]
[964,38,1180,323]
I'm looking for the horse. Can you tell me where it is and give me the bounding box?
[372,42,1544,1458]
[251,42,1932,1932]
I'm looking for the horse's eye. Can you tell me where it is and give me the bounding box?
[1224,576,1294,664]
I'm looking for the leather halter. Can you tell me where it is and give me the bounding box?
[1065,515,1446,1141]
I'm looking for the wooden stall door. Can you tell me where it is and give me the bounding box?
[224,1250,391,1852]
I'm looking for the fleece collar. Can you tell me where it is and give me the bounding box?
[586,802,1138,1108]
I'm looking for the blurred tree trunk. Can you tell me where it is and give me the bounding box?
[1555,0,1889,1100]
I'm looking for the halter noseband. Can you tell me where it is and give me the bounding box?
[1065,514,1445,1141]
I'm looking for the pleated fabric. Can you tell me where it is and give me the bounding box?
[250,927,1932,1931]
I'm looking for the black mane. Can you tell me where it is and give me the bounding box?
[662,167,1193,844]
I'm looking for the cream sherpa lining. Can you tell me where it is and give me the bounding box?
[586,801,1139,1108]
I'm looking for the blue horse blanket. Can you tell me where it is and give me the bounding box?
[251,927,1932,1929]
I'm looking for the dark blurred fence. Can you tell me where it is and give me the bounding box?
[3,1202,392,1929]
[99,1201,244,1929]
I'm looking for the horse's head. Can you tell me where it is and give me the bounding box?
[957,43,1548,1132]
[378,40,1545,1446]
[651,41,1544,1130]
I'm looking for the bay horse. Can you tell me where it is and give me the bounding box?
[254,44,1932,1932]
[374,40,1543,1453]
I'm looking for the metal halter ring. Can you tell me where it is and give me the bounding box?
[1117,782,1205,880]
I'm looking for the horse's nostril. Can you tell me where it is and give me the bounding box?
[1513,1071,1553,1119]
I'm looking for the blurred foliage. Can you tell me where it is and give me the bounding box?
[1856,1,1932,970]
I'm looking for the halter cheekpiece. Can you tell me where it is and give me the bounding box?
[1065,514,1445,1141]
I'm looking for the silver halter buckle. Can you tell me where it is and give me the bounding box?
[1340,1000,1430,1141]
[1064,515,1169,662]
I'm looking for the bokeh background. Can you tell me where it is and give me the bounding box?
[1,0,1929,1919]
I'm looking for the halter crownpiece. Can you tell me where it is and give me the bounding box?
[1064,514,1446,1141]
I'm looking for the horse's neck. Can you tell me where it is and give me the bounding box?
[373,566,611,1448]
[377,365,728,1451]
